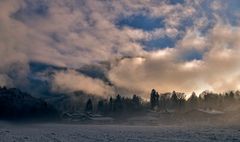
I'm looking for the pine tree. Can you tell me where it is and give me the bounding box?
[171,91,178,108]
[150,89,159,110]
[188,92,198,109]
[114,94,123,111]
[132,94,141,110]
[85,99,93,113]
[108,97,113,112]
[97,100,104,113]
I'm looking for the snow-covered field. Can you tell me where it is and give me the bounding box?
[0,122,240,142]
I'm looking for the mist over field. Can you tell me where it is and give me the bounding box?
[1,0,240,141]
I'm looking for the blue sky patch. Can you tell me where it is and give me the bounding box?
[12,0,49,22]
[142,36,177,51]
[181,49,203,61]
[224,0,240,26]
[167,0,185,5]
[116,15,165,31]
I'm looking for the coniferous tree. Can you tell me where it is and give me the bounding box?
[178,95,186,111]
[97,100,104,113]
[132,94,141,110]
[114,94,123,112]
[188,92,198,109]
[150,89,159,110]
[171,91,178,108]
[85,99,93,113]
[109,97,113,112]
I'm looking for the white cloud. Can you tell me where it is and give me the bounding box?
[109,24,240,96]
[178,29,207,51]
[211,1,224,11]
[0,0,239,98]
[52,70,114,96]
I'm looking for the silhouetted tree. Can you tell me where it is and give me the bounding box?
[114,94,123,111]
[85,99,93,113]
[132,94,141,110]
[108,97,114,112]
[97,100,104,113]
[203,92,220,109]
[171,91,178,108]
[188,92,198,109]
[178,95,186,111]
[150,89,159,110]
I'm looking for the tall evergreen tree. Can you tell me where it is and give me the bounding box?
[85,99,93,113]
[188,92,198,109]
[171,91,178,108]
[114,94,123,111]
[97,100,104,113]
[132,94,141,109]
[150,89,159,110]
[108,97,113,112]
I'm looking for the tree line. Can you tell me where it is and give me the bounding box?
[85,89,240,114]
[85,94,143,115]
[0,86,59,120]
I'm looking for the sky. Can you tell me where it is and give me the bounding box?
[0,0,240,98]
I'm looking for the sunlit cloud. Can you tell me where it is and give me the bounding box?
[0,0,239,97]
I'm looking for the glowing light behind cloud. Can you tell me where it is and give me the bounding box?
[0,0,239,97]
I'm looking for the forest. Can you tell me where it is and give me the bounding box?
[86,89,240,115]
[1,86,240,121]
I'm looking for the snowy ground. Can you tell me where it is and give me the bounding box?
[0,122,240,142]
